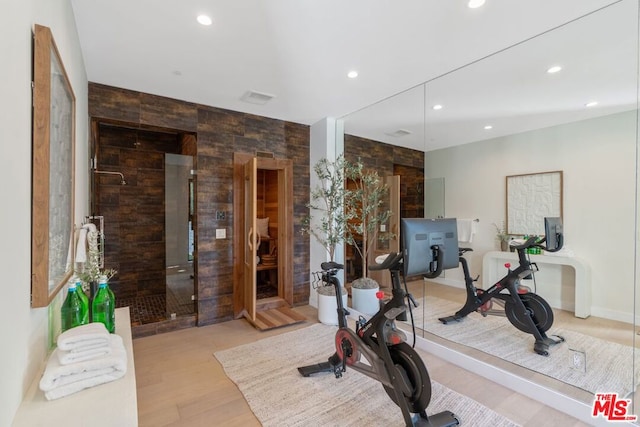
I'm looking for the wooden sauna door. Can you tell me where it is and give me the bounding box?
[243,157,258,322]
[233,153,295,324]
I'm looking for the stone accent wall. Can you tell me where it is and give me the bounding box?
[89,83,310,328]
[344,134,425,216]
[344,134,424,173]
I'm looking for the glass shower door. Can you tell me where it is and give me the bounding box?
[165,153,195,318]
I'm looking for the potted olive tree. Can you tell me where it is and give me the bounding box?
[344,159,393,315]
[303,155,350,325]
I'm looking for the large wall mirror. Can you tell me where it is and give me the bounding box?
[340,0,639,420]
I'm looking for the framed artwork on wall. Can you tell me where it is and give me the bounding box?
[31,24,76,307]
[506,171,562,236]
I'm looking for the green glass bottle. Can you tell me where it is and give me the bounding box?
[61,282,84,332]
[92,280,114,333]
[75,279,90,325]
[100,275,116,333]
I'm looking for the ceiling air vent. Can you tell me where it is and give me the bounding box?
[240,90,276,105]
[385,129,412,137]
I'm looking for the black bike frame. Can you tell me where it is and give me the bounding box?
[445,236,558,354]
[324,256,420,425]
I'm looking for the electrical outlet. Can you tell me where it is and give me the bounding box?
[216,228,226,239]
[570,348,586,373]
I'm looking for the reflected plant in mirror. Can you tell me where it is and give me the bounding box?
[492,222,510,251]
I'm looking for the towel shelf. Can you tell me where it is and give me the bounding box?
[12,308,138,426]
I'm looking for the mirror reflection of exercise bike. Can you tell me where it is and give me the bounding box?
[438,217,565,356]
[297,220,461,427]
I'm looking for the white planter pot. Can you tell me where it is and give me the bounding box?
[317,288,348,326]
[352,286,380,316]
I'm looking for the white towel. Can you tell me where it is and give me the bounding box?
[57,322,110,351]
[75,228,88,263]
[39,334,127,400]
[457,219,478,243]
[57,343,113,365]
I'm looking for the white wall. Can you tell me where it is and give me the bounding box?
[425,110,637,322]
[308,117,344,307]
[0,1,88,424]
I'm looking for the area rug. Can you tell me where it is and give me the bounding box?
[407,295,639,397]
[214,323,520,427]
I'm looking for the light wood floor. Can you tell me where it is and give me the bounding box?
[133,303,589,426]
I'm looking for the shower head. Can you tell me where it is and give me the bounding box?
[94,170,127,185]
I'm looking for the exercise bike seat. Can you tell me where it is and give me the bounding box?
[320,261,343,271]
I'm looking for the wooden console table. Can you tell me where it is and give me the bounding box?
[13,308,138,426]
[482,251,591,318]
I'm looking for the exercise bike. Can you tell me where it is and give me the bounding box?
[298,255,459,427]
[438,236,564,356]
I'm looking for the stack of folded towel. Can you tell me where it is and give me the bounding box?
[39,322,127,400]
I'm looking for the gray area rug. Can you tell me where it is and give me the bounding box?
[409,295,639,396]
[215,323,520,427]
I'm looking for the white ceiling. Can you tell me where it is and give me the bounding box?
[70,0,636,152]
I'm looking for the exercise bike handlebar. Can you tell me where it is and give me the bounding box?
[509,234,564,253]
[423,245,445,279]
[510,236,539,251]
[368,252,404,271]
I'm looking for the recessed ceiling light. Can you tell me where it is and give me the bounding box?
[484,125,493,130]
[468,0,486,8]
[547,65,562,74]
[347,70,358,79]
[585,101,599,107]
[197,15,212,26]
[432,104,443,110]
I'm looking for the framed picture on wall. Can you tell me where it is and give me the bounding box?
[506,171,562,236]
[31,24,76,307]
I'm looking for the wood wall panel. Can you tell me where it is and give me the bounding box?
[344,133,425,225]
[140,93,198,132]
[197,106,244,135]
[89,84,141,123]
[394,164,425,218]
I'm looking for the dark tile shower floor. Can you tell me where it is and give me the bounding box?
[116,267,195,326]
[116,294,167,325]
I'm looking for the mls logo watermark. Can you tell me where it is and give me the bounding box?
[592,393,637,422]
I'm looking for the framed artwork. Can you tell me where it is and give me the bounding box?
[506,171,562,236]
[31,24,76,307]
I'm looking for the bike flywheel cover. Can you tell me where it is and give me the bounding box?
[335,328,359,366]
